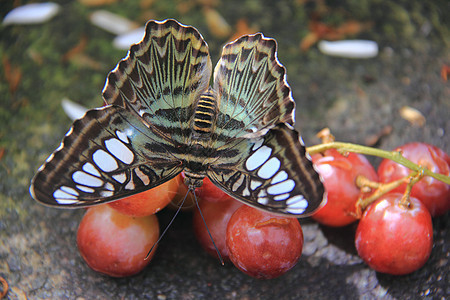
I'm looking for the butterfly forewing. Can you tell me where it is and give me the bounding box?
[102,19,212,145]
[207,124,324,216]
[212,33,295,145]
[30,105,183,207]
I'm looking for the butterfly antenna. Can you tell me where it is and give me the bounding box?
[145,189,189,260]
[192,188,224,265]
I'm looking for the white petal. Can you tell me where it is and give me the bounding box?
[61,98,89,121]
[318,40,378,59]
[3,3,60,25]
[113,27,146,50]
[90,10,138,35]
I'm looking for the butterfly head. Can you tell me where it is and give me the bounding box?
[183,170,205,190]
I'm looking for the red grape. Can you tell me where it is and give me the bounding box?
[355,193,433,275]
[378,142,450,216]
[311,149,378,226]
[77,205,159,277]
[226,205,303,279]
[108,175,180,217]
[192,176,234,203]
[193,198,243,261]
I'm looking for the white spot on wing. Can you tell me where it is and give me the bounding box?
[271,171,288,184]
[100,190,114,197]
[246,145,272,171]
[60,186,79,196]
[116,130,130,144]
[112,173,127,183]
[83,162,101,177]
[286,195,307,207]
[274,193,290,201]
[93,149,118,172]
[285,195,308,214]
[105,138,134,164]
[251,138,264,151]
[232,175,244,192]
[125,179,135,190]
[53,187,78,204]
[243,187,250,197]
[267,179,295,195]
[55,198,79,205]
[257,197,269,205]
[104,182,115,191]
[134,168,150,185]
[257,157,280,179]
[73,171,103,187]
[138,108,146,117]
[76,185,95,193]
[258,190,267,197]
[286,207,306,214]
[53,189,77,200]
[250,180,262,190]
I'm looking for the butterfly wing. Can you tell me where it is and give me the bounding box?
[30,106,183,207]
[212,33,295,145]
[103,19,212,145]
[207,124,325,216]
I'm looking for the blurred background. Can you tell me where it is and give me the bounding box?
[0,0,448,299]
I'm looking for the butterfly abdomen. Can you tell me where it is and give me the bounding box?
[192,88,217,138]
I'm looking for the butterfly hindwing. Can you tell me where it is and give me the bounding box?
[207,124,324,216]
[212,33,295,145]
[102,19,212,145]
[30,105,183,207]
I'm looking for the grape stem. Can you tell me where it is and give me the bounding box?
[399,170,425,208]
[355,175,407,212]
[306,142,450,185]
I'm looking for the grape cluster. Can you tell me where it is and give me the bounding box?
[76,142,449,278]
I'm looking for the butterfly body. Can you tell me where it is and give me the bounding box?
[30,19,325,216]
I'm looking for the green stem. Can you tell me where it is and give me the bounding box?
[306,142,450,185]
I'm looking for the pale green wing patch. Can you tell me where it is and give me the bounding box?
[212,33,295,144]
[102,19,212,145]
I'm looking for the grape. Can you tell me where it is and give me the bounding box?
[378,142,450,216]
[108,175,180,217]
[77,205,159,277]
[226,205,303,279]
[355,193,433,275]
[311,149,378,226]
[193,198,243,261]
[192,176,234,203]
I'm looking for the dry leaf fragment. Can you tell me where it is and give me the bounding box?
[229,19,259,42]
[2,55,22,94]
[0,276,8,299]
[300,19,371,51]
[78,0,118,6]
[441,64,449,81]
[316,127,335,143]
[399,106,426,127]
[61,35,88,63]
[365,125,392,146]
[203,8,231,38]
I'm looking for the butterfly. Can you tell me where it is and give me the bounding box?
[30,19,325,216]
